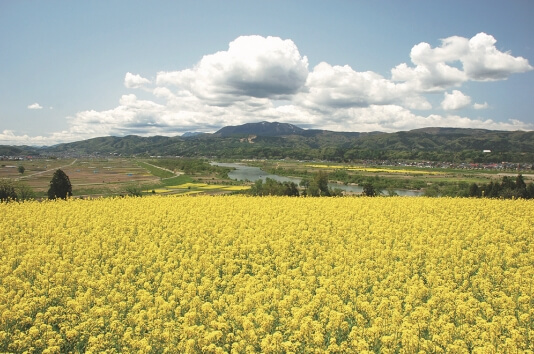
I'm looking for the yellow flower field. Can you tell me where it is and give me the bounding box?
[1,196,533,353]
[306,164,443,175]
[165,183,251,193]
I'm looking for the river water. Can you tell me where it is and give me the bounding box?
[212,162,424,196]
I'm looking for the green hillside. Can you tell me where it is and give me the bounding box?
[2,124,534,163]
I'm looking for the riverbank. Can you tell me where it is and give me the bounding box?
[212,162,424,196]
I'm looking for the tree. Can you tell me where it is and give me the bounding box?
[48,169,72,200]
[362,183,377,197]
[299,177,310,190]
[125,183,143,197]
[313,171,330,196]
[0,180,17,202]
[282,182,300,196]
[306,183,320,197]
[477,174,533,199]
[251,179,264,196]
[386,188,399,197]
[330,187,343,197]
[527,183,534,199]
[18,165,25,175]
[249,178,301,197]
[515,174,527,198]
[468,183,480,198]
[16,182,35,201]
[515,174,526,189]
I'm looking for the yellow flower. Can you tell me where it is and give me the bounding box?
[0,196,532,352]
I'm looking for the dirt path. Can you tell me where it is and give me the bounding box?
[17,159,78,181]
[140,161,183,180]
[496,173,534,178]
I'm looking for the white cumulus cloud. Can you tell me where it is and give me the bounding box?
[462,33,533,81]
[441,90,472,110]
[473,102,489,110]
[156,35,309,105]
[391,32,533,91]
[27,103,43,110]
[299,62,411,109]
[124,72,151,89]
[4,33,533,146]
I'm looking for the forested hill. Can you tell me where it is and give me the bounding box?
[214,121,305,137]
[2,123,534,163]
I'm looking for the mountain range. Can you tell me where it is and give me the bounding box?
[2,121,534,163]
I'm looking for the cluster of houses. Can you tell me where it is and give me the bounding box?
[0,156,28,161]
[357,160,533,171]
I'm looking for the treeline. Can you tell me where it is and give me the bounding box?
[248,171,343,197]
[425,174,534,198]
[0,169,73,202]
[264,166,426,190]
[0,180,35,202]
[248,172,534,199]
[193,145,534,164]
[468,174,534,199]
[144,158,232,178]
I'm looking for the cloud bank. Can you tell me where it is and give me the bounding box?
[3,32,533,145]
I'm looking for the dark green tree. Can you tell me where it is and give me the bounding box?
[515,174,526,189]
[314,171,330,196]
[485,181,501,198]
[362,183,377,197]
[282,182,300,196]
[514,174,527,198]
[249,178,300,197]
[500,176,515,191]
[18,165,25,174]
[47,169,72,200]
[251,179,264,196]
[0,180,17,202]
[478,174,533,199]
[305,183,320,197]
[469,183,480,198]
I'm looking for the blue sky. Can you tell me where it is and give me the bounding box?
[1,0,533,145]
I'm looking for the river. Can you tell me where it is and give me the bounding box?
[212,162,424,196]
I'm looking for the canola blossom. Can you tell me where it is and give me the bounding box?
[155,184,251,194]
[1,196,533,353]
[306,164,443,175]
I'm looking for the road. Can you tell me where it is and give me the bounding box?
[17,159,78,181]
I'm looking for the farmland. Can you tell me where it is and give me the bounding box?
[1,158,244,198]
[1,196,533,352]
[4,156,534,199]
[0,158,158,198]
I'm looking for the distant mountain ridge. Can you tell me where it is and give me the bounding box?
[1,122,533,163]
[181,132,204,137]
[214,121,304,137]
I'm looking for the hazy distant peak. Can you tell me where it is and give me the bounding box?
[214,121,304,137]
